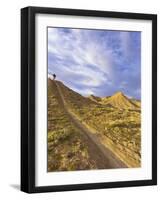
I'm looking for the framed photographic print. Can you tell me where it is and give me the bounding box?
[21,6,157,193]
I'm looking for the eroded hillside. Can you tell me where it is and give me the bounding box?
[48,79,97,171]
[57,80,141,167]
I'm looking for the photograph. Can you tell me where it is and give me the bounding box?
[21,6,157,193]
[47,27,141,172]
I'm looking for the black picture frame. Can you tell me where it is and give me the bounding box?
[21,6,157,193]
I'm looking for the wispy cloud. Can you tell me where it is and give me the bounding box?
[48,27,141,99]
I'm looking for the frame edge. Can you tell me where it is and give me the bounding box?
[152,14,157,185]
[21,7,30,193]
[20,6,157,193]
[21,7,36,193]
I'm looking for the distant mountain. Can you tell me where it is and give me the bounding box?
[101,91,140,109]
[88,91,140,110]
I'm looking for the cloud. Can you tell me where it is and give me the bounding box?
[48,28,141,99]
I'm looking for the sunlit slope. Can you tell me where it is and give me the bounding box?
[88,92,140,110]
[48,79,97,171]
[131,99,141,108]
[56,80,141,167]
[102,92,139,109]
[87,92,140,110]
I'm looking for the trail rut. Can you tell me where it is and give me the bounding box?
[51,80,127,169]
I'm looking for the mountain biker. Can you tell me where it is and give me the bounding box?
[53,74,56,80]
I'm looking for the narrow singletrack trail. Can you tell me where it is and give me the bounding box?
[52,80,127,169]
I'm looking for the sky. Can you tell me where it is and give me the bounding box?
[48,27,141,99]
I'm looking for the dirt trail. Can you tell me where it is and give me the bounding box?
[52,80,127,169]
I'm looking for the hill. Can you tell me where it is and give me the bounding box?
[102,91,140,109]
[88,92,140,110]
[56,80,97,107]
[48,79,141,168]
[48,79,97,171]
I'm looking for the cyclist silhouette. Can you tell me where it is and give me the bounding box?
[53,74,56,80]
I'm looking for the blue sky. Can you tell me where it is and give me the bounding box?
[48,27,141,99]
